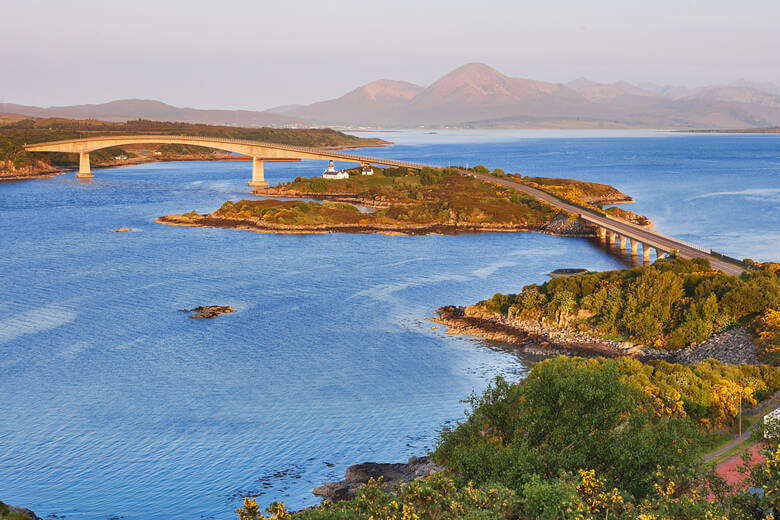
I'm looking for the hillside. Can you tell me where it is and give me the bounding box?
[3,99,298,127]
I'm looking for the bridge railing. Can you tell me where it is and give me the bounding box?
[708,250,754,270]
[600,214,710,253]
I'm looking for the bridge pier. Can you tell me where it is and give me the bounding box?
[655,248,666,259]
[630,240,638,256]
[596,227,607,241]
[642,244,651,264]
[248,157,268,189]
[619,235,627,252]
[76,151,94,179]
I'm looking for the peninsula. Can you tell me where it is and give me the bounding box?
[156,166,647,236]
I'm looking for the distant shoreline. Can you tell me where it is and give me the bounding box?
[678,127,780,134]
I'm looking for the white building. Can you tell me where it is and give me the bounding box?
[765,407,780,439]
[322,160,349,179]
[361,165,374,176]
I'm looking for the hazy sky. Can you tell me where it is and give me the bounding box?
[2,0,779,110]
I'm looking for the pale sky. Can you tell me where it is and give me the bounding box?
[2,0,779,110]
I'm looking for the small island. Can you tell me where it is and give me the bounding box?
[157,166,648,236]
[180,306,235,319]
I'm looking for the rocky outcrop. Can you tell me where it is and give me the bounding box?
[180,306,235,319]
[156,214,546,236]
[433,307,761,365]
[549,268,589,277]
[433,305,629,358]
[540,213,597,237]
[0,159,62,180]
[312,456,443,502]
[0,502,41,520]
[671,326,760,365]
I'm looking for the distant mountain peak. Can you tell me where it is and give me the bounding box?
[8,63,780,129]
[567,77,597,90]
[350,79,424,102]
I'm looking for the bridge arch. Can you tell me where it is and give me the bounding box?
[25,135,427,187]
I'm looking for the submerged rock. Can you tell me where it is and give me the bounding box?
[312,456,443,502]
[548,268,589,277]
[180,306,235,319]
[110,228,132,233]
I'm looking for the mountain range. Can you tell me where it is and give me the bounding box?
[5,63,780,129]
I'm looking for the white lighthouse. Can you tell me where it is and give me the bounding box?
[322,160,349,179]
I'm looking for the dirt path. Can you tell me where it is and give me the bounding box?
[704,390,780,462]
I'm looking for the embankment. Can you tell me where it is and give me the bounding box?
[431,305,761,365]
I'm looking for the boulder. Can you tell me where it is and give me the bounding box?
[541,213,596,236]
[0,502,41,520]
[312,456,443,502]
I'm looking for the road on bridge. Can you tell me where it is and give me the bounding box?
[466,170,745,276]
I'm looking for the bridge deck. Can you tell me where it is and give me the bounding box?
[467,170,744,275]
[24,135,430,170]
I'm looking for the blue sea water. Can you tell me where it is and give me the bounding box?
[0,130,778,520]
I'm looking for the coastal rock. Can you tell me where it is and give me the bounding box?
[672,326,760,365]
[180,306,235,319]
[0,159,62,180]
[433,306,761,366]
[541,213,596,236]
[0,502,41,520]
[312,456,443,502]
[548,268,589,277]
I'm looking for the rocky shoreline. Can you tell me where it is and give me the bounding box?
[312,456,443,502]
[156,211,598,238]
[0,501,40,520]
[431,305,761,365]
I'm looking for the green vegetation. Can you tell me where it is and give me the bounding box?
[474,257,780,353]
[241,167,638,232]
[191,167,562,231]
[214,199,363,227]
[0,117,386,172]
[235,357,780,520]
[0,502,33,520]
[482,170,633,213]
[605,206,653,227]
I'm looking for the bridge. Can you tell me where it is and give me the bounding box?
[467,170,746,275]
[23,135,428,188]
[25,135,746,275]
